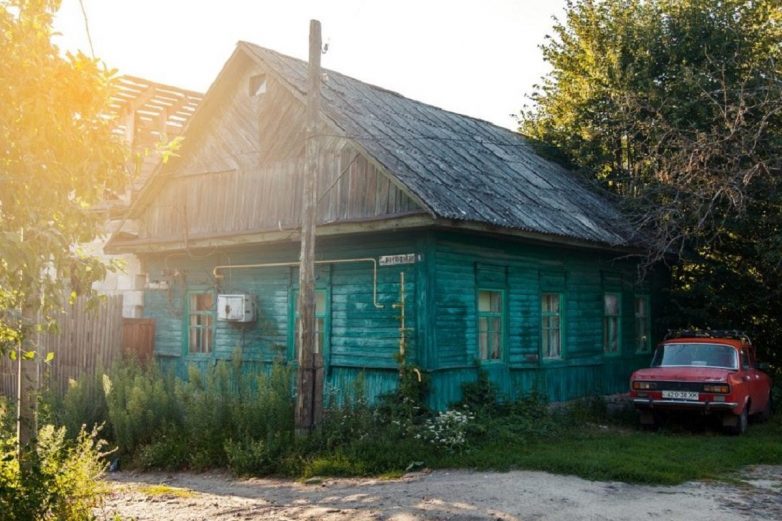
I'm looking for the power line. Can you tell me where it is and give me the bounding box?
[77,0,95,59]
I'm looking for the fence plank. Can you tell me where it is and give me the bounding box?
[0,294,125,399]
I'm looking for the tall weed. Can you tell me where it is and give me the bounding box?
[0,403,110,521]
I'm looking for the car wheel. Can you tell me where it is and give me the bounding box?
[760,393,773,422]
[725,405,749,435]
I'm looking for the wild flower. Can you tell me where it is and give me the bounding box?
[415,409,474,453]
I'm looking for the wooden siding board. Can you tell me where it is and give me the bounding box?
[135,69,424,246]
[429,230,657,406]
[143,234,424,376]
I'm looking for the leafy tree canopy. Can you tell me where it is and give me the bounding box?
[0,0,127,353]
[522,0,782,361]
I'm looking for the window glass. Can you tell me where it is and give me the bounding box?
[634,296,650,352]
[541,293,562,359]
[651,343,737,369]
[478,290,503,360]
[188,293,213,354]
[604,293,620,354]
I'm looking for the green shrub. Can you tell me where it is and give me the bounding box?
[458,367,500,415]
[224,438,272,475]
[0,409,110,521]
[43,371,110,441]
[375,365,429,436]
[135,428,189,470]
[98,355,295,472]
[103,360,181,458]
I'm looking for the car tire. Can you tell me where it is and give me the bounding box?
[725,405,748,435]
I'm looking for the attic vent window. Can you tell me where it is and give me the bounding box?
[249,74,267,96]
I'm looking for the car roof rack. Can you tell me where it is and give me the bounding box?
[665,328,752,344]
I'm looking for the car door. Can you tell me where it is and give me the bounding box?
[749,346,771,412]
[739,348,757,413]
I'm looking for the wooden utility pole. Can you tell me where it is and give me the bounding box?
[295,19,323,435]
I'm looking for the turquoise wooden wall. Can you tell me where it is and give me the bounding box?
[143,230,661,410]
[425,231,659,409]
[144,233,423,404]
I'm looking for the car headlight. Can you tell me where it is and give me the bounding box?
[703,384,730,394]
[632,381,656,390]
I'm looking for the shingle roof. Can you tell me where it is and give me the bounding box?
[243,42,634,247]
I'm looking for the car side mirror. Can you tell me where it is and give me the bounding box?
[758,362,770,372]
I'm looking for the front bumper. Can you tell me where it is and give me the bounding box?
[633,398,738,412]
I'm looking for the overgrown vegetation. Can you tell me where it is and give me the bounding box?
[42,361,782,485]
[0,397,111,520]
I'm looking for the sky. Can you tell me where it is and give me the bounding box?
[53,0,567,130]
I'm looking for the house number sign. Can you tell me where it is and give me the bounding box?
[379,254,418,266]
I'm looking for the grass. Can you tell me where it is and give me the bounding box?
[426,414,782,485]
[137,485,196,498]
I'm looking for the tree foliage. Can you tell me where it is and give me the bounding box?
[522,0,782,363]
[0,0,126,353]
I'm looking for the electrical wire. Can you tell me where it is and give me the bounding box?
[77,0,96,59]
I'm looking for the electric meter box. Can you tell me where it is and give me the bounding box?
[217,294,256,322]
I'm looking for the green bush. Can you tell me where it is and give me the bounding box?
[103,360,181,458]
[42,371,110,441]
[98,355,295,472]
[0,404,110,521]
[458,367,500,415]
[134,428,189,470]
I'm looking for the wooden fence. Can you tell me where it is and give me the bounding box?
[0,294,126,399]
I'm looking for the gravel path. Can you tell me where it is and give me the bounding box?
[98,466,782,520]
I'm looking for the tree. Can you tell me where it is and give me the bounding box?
[0,0,126,444]
[521,0,782,363]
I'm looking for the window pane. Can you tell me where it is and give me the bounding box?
[604,294,618,315]
[635,297,646,316]
[479,290,502,313]
[315,291,325,314]
[548,329,560,358]
[605,317,618,352]
[478,291,502,360]
[543,294,559,313]
[479,330,488,359]
[490,331,501,359]
[541,293,562,358]
[490,292,501,312]
[189,293,213,354]
[192,293,212,311]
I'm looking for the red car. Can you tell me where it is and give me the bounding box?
[630,330,773,434]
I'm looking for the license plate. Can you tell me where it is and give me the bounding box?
[662,390,699,401]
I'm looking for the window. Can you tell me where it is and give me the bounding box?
[541,293,562,359]
[249,73,267,96]
[293,290,327,358]
[478,290,503,360]
[188,292,214,354]
[603,293,620,354]
[634,296,650,352]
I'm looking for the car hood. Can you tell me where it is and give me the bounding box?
[632,366,733,382]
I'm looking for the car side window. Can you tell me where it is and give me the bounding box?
[749,347,758,369]
[741,350,751,370]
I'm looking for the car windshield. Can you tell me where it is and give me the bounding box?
[651,343,738,369]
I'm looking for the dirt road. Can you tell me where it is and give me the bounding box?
[99,466,782,520]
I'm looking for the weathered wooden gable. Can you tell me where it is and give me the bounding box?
[134,53,424,246]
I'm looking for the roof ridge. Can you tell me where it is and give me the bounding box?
[238,40,527,141]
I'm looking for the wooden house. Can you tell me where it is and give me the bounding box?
[106,42,659,409]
